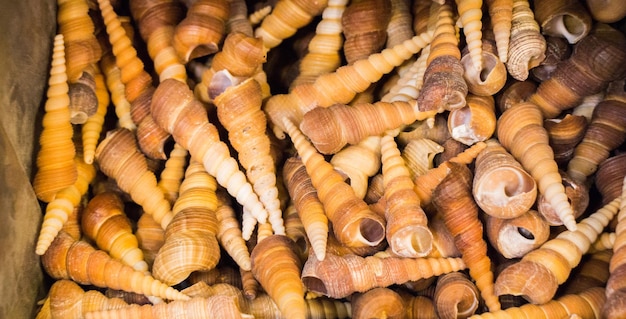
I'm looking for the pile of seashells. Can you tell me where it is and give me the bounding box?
[32,0,626,318]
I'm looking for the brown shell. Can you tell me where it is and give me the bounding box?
[533,0,593,44]
[351,287,406,319]
[172,0,229,63]
[461,38,507,97]
[586,0,626,23]
[537,170,589,226]
[506,0,546,81]
[486,209,550,259]
[135,213,165,268]
[447,94,497,146]
[531,36,572,82]
[342,0,391,64]
[544,114,587,166]
[594,153,626,206]
[495,79,537,113]
[68,69,98,124]
[485,0,513,62]
[433,272,481,319]
[49,279,129,319]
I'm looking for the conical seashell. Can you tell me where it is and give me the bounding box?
[250,235,306,319]
[447,94,497,146]
[562,249,612,294]
[544,114,587,166]
[486,209,551,259]
[416,1,468,114]
[99,51,135,131]
[497,101,577,231]
[585,0,626,23]
[48,279,129,319]
[385,0,414,48]
[531,36,572,82]
[455,0,484,71]
[495,79,537,113]
[300,100,437,154]
[534,0,592,44]
[506,0,546,81]
[95,128,174,229]
[401,138,445,180]
[68,68,98,124]
[225,0,254,36]
[468,287,606,319]
[342,0,391,64]
[472,139,537,219]
[33,34,78,203]
[433,272,481,319]
[283,118,386,248]
[494,196,621,304]
[215,190,252,271]
[432,162,501,312]
[411,0,435,35]
[301,250,466,299]
[351,287,406,319]
[381,44,431,103]
[42,231,189,301]
[81,192,149,272]
[264,29,433,139]
[81,67,108,164]
[330,135,382,199]
[283,157,329,260]
[485,0,512,62]
[150,78,268,239]
[253,0,328,50]
[589,232,616,253]
[595,153,626,206]
[172,0,229,63]
[152,160,220,286]
[537,170,589,226]
[157,143,188,205]
[135,213,165,268]
[212,73,284,235]
[381,133,433,257]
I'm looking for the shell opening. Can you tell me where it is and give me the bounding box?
[302,276,327,295]
[517,227,534,240]
[479,55,499,83]
[359,218,385,245]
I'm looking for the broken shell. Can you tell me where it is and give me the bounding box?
[486,209,551,259]
[401,138,445,179]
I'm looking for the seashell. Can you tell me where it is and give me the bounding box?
[401,138,445,180]
[68,68,98,124]
[411,0,434,35]
[82,192,149,272]
[495,79,537,113]
[544,114,587,166]
[172,0,230,63]
[81,67,108,165]
[604,175,626,319]
[589,232,616,253]
[397,114,449,146]
[283,117,386,248]
[330,135,382,199]
[36,155,95,255]
[533,0,592,44]
[83,295,247,319]
[485,209,551,259]
[585,0,626,23]
[416,2,468,114]
[485,0,513,62]
[562,249,612,295]
[403,294,439,319]
[283,157,329,260]
[188,266,243,289]
[381,44,431,104]
[528,24,626,119]
[494,196,621,304]
[594,153,626,206]
[497,101,577,231]
[447,94,497,146]
[33,34,78,203]
[468,287,606,319]
[48,279,129,319]
[432,162,501,312]
[226,0,254,36]
[254,0,328,50]
[455,0,484,71]
[342,0,391,64]
[95,128,174,229]
[157,143,188,205]
[461,38,507,97]
[264,29,433,139]
[212,73,284,235]
[506,0,546,81]
[290,0,348,88]
[531,36,572,82]
[351,287,406,319]
[215,190,252,271]
[299,100,437,155]
[386,0,414,49]
[472,139,537,219]
[240,266,261,300]
[135,213,165,268]
[537,170,589,226]
[604,290,626,319]
[428,212,462,258]
[99,51,135,131]
[42,231,189,301]
[567,91,626,184]
[248,4,272,26]
[301,250,466,299]
[251,235,307,319]
[381,133,433,257]
[433,272,481,319]
[150,78,269,239]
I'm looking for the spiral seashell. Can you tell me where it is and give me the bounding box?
[283,157,329,260]
[486,209,550,259]
[81,68,108,165]
[156,143,188,205]
[351,287,406,319]
[33,34,78,203]
[36,155,95,255]
[42,231,189,301]
[68,68,98,124]
[528,24,626,119]
[47,279,129,319]
[381,44,431,103]
[537,170,589,226]
[95,128,174,229]
[381,133,433,257]
[432,162,501,312]
[589,232,616,253]
[342,0,391,64]
[215,190,252,271]
[99,52,135,131]
[226,0,254,36]
[212,73,284,236]
[416,2,468,114]
[563,249,612,295]
[506,0,546,81]
[497,101,577,231]
[301,250,466,299]
[250,235,306,319]
[411,0,434,35]
[254,0,328,50]
[385,0,414,49]
[172,0,229,63]
[81,192,149,272]
[485,0,512,62]
[264,29,433,138]
[585,0,626,23]
[248,4,272,26]
[433,272,481,319]
[595,153,626,206]
[531,36,571,82]
[329,136,382,199]
[150,78,269,239]
[455,0,484,71]
[472,139,537,219]
[300,100,437,155]
[461,38,507,97]
[135,213,165,268]
[544,114,587,166]
[534,0,592,44]
[494,196,621,304]
[448,94,497,146]
[468,287,606,319]
[495,79,537,113]
[401,138,444,179]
